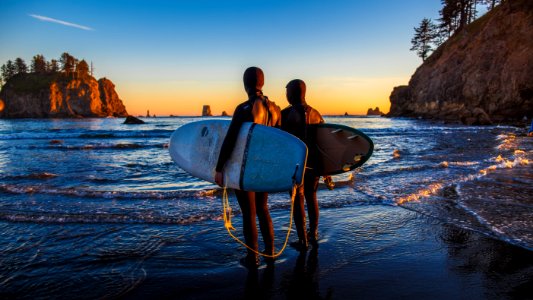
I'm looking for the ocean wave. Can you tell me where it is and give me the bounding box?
[0,183,220,200]
[1,173,59,180]
[0,129,174,140]
[0,209,219,225]
[48,143,167,151]
[395,149,530,205]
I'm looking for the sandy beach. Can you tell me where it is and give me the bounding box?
[120,203,533,300]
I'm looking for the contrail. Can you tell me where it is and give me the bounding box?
[29,14,94,31]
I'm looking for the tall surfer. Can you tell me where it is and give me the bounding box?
[215,66,281,268]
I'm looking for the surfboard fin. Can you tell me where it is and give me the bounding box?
[347,135,359,140]
[331,129,343,134]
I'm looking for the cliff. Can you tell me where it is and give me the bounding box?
[0,73,128,118]
[389,0,533,124]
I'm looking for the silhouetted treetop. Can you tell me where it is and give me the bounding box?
[0,52,96,87]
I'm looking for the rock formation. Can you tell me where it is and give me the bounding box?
[388,0,533,124]
[0,73,128,118]
[202,105,212,116]
[221,111,229,117]
[367,107,384,116]
[123,115,145,124]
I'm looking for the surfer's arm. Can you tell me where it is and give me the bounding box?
[215,105,246,173]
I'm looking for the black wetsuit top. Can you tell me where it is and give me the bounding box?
[281,103,324,171]
[215,93,279,172]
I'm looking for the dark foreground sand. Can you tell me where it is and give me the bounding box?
[124,204,533,300]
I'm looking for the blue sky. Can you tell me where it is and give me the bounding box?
[0,0,442,115]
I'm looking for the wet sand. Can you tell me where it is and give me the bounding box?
[123,204,533,300]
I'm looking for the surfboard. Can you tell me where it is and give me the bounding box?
[169,120,307,192]
[307,123,373,176]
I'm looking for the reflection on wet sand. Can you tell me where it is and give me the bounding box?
[440,225,533,299]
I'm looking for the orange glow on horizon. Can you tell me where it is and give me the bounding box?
[117,76,408,117]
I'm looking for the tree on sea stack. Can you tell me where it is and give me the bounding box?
[60,52,77,75]
[47,59,60,73]
[411,18,438,61]
[31,55,47,74]
[0,61,16,85]
[76,60,90,78]
[14,58,28,74]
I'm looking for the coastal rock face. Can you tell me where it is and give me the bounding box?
[389,0,533,124]
[0,73,128,118]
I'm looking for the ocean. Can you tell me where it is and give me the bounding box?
[1,116,532,299]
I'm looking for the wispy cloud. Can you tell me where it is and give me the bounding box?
[29,14,93,31]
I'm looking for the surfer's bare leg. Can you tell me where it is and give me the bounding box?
[255,192,275,257]
[236,190,259,264]
[292,186,308,248]
[305,174,320,247]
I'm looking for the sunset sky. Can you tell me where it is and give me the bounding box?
[0,0,442,116]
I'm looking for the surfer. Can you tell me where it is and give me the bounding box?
[281,79,324,251]
[214,66,281,268]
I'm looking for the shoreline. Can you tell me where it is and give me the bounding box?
[123,204,533,299]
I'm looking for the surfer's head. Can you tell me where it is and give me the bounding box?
[243,67,264,95]
[286,79,306,105]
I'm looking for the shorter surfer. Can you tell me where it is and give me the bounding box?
[215,66,281,268]
[281,79,324,251]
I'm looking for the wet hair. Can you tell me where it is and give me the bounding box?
[286,79,306,105]
[243,67,264,94]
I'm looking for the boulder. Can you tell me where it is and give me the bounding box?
[123,115,145,124]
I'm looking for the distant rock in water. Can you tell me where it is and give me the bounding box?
[0,73,128,118]
[202,105,212,116]
[388,0,533,124]
[123,115,145,124]
[221,111,229,117]
[367,107,384,116]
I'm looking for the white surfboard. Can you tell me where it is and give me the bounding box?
[169,120,307,192]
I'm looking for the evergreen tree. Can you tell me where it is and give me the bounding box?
[76,60,90,77]
[31,54,47,73]
[60,52,77,74]
[1,60,17,80]
[14,57,28,74]
[411,18,439,61]
[47,59,60,73]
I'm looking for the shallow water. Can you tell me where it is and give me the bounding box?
[0,116,532,298]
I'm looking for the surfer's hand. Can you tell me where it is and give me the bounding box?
[215,172,224,187]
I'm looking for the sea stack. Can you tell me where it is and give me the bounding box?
[367,107,384,116]
[202,105,212,116]
[0,73,128,118]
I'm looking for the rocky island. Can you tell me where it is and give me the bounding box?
[367,107,384,116]
[0,53,128,118]
[388,0,533,125]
